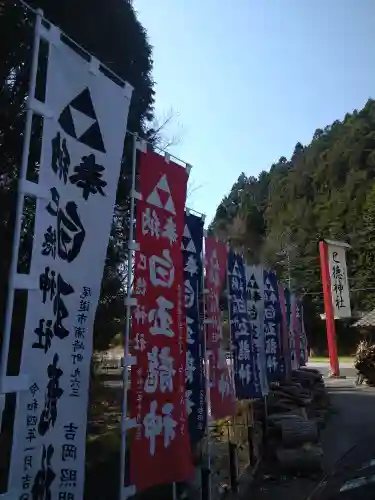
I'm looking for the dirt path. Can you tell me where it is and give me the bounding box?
[247,376,375,500]
[321,378,375,471]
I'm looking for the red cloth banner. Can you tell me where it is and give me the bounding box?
[205,237,236,420]
[130,151,193,490]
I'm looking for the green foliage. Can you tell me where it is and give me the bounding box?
[210,99,375,349]
[0,0,155,354]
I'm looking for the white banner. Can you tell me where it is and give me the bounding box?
[327,241,351,318]
[9,26,132,500]
[245,265,268,396]
[289,294,298,371]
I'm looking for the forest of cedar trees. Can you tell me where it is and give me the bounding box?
[209,99,375,353]
[2,1,375,357]
[1,1,375,497]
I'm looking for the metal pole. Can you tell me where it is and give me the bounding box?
[119,133,138,500]
[225,248,239,487]
[227,424,238,492]
[172,482,177,500]
[225,246,236,397]
[0,8,43,424]
[202,235,211,500]
[262,395,268,450]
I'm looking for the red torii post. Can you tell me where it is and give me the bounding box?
[319,239,340,377]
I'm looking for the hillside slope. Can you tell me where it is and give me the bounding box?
[210,99,375,349]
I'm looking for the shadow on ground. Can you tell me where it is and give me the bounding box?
[246,379,375,500]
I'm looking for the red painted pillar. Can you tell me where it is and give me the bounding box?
[319,240,340,376]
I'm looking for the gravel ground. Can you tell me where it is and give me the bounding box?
[244,374,375,500]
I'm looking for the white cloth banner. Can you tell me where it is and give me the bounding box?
[245,265,268,396]
[9,29,132,500]
[289,294,298,371]
[327,242,351,318]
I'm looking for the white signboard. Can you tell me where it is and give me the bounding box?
[9,26,132,500]
[327,240,351,319]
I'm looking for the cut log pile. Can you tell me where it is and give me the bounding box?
[355,340,375,386]
[265,368,330,474]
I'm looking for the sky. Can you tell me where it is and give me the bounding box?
[134,0,375,224]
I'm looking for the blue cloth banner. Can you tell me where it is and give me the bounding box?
[285,288,291,336]
[283,287,293,375]
[182,212,206,443]
[263,270,285,382]
[298,300,308,366]
[228,252,259,399]
[245,264,265,398]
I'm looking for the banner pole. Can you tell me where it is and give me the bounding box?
[225,246,240,486]
[0,8,43,424]
[225,245,238,401]
[319,240,340,377]
[202,234,212,500]
[120,133,138,500]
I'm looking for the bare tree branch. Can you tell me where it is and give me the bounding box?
[146,106,184,151]
[187,178,203,202]
[148,112,174,139]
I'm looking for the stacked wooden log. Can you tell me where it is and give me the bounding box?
[355,340,375,386]
[265,368,329,474]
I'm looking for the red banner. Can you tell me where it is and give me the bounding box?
[205,237,236,420]
[130,151,193,490]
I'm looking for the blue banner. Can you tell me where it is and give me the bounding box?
[279,284,293,376]
[285,287,291,335]
[245,265,266,398]
[182,212,206,443]
[298,300,308,366]
[228,252,259,399]
[263,270,285,382]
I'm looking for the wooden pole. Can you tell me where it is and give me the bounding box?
[319,240,340,376]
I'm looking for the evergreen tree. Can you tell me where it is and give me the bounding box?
[0,0,155,352]
[210,99,375,350]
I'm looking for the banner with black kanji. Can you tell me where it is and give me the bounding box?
[9,25,132,500]
[290,293,300,370]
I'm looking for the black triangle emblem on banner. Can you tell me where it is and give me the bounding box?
[58,88,106,153]
[70,87,96,118]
